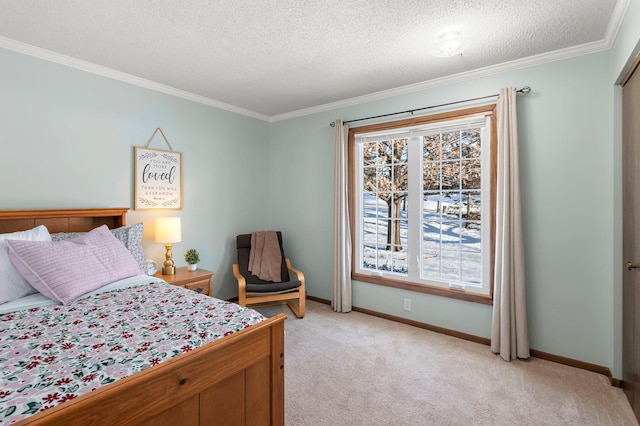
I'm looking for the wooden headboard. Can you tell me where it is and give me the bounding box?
[0,208,129,234]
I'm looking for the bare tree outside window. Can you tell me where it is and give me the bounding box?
[363,139,408,249]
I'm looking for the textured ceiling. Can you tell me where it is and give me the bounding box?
[0,0,626,118]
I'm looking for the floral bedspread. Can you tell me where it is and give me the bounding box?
[0,281,265,424]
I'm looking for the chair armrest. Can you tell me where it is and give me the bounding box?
[233,264,246,288]
[285,259,305,286]
[233,264,248,306]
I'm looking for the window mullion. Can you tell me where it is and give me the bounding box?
[407,136,421,280]
[481,119,491,293]
[458,131,463,284]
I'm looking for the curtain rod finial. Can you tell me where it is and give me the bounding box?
[330,121,336,127]
[519,86,531,94]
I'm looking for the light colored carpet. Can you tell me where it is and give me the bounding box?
[257,301,638,426]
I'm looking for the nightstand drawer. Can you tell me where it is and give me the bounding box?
[183,278,211,295]
[155,267,214,296]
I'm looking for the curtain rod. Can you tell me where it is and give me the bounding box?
[329,86,531,127]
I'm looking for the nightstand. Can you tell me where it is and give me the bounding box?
[155,267,214,296]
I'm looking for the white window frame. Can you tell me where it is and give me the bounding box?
[350,106,495,302]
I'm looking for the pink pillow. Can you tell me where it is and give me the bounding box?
[6,225,143,304]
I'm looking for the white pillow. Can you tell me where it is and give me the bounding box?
[0,225,51,304]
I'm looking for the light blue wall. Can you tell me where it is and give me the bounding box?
[271,53,615,370]
[3,3,640,376]
[0,48,271,301]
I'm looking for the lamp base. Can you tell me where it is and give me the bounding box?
[162,243,176,275]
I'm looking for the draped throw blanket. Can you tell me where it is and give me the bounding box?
[248,231,283,282]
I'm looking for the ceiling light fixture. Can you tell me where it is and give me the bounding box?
[427,32,470,58]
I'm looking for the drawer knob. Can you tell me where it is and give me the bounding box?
[195,287,203,293]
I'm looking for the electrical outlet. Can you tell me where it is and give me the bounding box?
[403,298,412,311]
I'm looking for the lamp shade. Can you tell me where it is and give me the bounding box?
[155,217,182,243]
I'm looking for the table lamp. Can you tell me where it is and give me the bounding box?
[155,217,182,275]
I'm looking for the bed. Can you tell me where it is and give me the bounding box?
[0,208,286,425]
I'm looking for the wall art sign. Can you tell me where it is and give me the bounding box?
[134,146,182,210]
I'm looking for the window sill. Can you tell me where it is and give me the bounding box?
[352,273,493,306]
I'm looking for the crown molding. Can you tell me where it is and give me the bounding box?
[0,36,270,122]
[1,0,630,125]
[270,39,612,122]
[605,0,632,49]
[271,0,631,122]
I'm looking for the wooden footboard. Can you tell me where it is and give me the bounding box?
[15,313,286,426]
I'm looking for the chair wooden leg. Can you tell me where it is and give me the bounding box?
[285,289,305,318]
[286,301,303,318]
[284,259,305,318]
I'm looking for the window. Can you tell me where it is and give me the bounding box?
[349,105,496,304]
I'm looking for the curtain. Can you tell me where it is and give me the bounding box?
[332,119,352,312]
[491,87,530,361]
